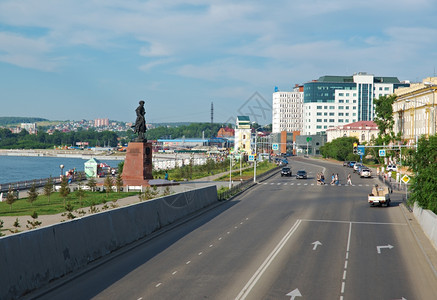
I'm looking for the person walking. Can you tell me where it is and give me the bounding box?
[335,173,339,185]
[347,173,352,185]
[330,173,335,185]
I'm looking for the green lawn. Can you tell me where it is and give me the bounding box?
[215,161,277,181]
[0,191,138,217]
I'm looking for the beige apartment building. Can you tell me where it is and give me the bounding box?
[393,77,437,144]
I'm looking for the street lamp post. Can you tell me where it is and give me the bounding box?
[59,164,64,181]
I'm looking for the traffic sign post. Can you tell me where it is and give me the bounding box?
[272,143,279,151]
[401,174,410,201]
[379,149,386,157]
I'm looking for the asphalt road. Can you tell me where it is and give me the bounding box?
[31,157,437,300]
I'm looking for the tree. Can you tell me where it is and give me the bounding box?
[406,135,437,213]
[27,182,39,206]
[320,136,359,161]
[115,173,123,193]
[75,186,86,207]
[5,186,16,211]
[87,177,97,192]
[43,177,54,203]
[104,176,113,198]
[373,94,397,144]
[59,176,70,206]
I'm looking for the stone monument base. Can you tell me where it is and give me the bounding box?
[122,141,153,187]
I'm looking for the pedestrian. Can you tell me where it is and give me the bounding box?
[330,173,335,185]
[335,173,339,185]
[321,174,325,185]
[165,171,169,181]
[347,173,352,185]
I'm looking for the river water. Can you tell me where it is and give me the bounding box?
[0,156,123,184]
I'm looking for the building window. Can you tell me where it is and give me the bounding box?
[339,106,344,109]
[317,119,322,122]
[329,119,335,122]
[329,106,335,109]
[317,112,322,116]
[339,113,344,116]
[317,106,322,109]
[329,112,334,116]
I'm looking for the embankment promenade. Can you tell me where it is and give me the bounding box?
[0,149,125,160]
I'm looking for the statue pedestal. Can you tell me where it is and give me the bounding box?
[122,142,153,186]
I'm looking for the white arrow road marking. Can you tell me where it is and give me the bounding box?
[235,220,302,300]
[312,241,322,250]
[286,288,302,299]
[377,244,394,254]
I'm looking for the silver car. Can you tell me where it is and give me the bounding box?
[360,168,372,178]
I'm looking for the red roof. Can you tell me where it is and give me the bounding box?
[327,121,378,131]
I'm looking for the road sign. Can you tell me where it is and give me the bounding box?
[248,155,255,162]
[306,137,312,142]
[401,175,410,184]
[272,143,279,150]
[357,145,365,155]
[379,149,386,157]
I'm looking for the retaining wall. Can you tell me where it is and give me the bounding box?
[0,186,218,300]
[413,202,437,250]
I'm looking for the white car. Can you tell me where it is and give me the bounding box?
[360,168,372,178]
[386,165,397,172]
[353,163,363,172]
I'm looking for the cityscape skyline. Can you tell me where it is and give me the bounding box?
[1,1,437,124]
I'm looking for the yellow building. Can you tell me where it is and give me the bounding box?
[234,116,252,154]
[393,77,437,144]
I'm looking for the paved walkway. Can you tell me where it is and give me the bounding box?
[0,168,248,237]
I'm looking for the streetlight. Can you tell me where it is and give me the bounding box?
[59,164,64,181]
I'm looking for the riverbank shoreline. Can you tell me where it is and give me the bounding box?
[0,149,125,160]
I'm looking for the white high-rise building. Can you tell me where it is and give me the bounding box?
[272,85,304,133]
[302,73,410,135]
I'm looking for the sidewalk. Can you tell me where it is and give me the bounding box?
[0,170,237,237]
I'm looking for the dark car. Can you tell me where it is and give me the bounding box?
[281,167,292,177]
[348,161,357,168]
[296,170,307,179]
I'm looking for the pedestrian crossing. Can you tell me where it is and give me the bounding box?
[261,182,372,187]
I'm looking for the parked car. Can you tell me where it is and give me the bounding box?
[386,164,398,172]
[343,161,350,167]
[348,161,357,168]
[296,170,307,179]
[281,167,292,177]
[356,164,366,174]
[360,168,372,178]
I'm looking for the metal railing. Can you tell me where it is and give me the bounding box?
[0,172,86,193]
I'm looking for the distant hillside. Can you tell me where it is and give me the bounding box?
[0,117,49,126]
[151,122,192,127]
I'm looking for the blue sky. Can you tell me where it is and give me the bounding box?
[1,0,437,125]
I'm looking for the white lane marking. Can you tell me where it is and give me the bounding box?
[138,297,143,300]
[209,244,213,248]
[186,261,191,265]
[227,232,230,234]
[155,283,162,288]
[198,252,203,255]
[340,222,352,299]
[172,271,177,275]
[235,219,302,300]
[219,237,222,240]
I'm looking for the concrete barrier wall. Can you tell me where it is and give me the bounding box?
[0,186,217,300]
[413,202,437,250]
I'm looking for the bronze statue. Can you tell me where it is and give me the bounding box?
[132,100,147,142]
